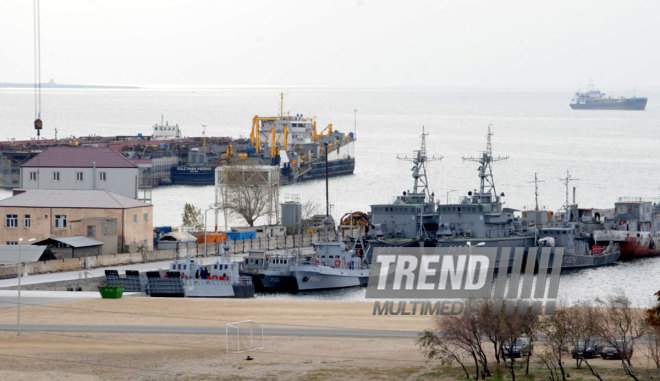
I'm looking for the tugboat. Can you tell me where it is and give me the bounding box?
[290,220,370,291]
[435,126,535,248]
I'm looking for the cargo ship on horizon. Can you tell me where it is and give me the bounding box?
[570,83,647,110]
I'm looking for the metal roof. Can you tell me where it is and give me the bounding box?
[36,236,104,248]
[0,245,47,265]
[21,146,138,168]
[0,189,151,209]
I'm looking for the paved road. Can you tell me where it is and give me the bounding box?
[0,323,420,338]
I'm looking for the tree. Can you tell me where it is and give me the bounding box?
[417,330,472,380]
[645,290,660,373]
[219,164,278,227]
[181,203,204,232]
[596,291,648,381]
[538,308,571,381]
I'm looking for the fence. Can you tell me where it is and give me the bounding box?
[0,230,342,278]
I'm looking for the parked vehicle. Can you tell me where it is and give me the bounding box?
[571,340,604,359]
[503,337,532,358]
[601,340,632,360]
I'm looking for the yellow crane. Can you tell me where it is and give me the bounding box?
[250,115,278,152]
[312,123,332,141]
[266,125,288,157]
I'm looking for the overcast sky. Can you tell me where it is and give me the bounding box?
[1,0,659,89]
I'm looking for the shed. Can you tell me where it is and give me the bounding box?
[33,236,104,259]
[157,231,198,252]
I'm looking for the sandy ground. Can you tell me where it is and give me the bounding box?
[0,297,656,380]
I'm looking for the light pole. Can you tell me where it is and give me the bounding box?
[204,206,219,256]
[446,189,457,204]
[17,237,35,336]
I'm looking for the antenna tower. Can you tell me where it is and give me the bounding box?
[462,125,508,200]
[397,127,442,201]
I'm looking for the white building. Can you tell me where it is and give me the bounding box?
[20,147,140,199]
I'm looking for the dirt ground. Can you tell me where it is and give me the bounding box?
[0,297,656,380]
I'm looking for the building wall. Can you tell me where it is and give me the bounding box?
[0,205,153,252]
[21,167,138,199]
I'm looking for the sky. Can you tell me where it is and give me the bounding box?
[1,0,659,89]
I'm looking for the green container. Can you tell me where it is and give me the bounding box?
[98,285,125,299]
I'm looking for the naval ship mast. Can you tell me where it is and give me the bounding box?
[560,170,579,224]
[462,125,508,204]
[396,127,441,202]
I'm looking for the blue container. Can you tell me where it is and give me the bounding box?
[153,226,173,246]
[226,231,256,241]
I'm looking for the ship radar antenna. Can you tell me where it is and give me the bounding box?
[560,170,579,222]
[528,172,545,212]
[396,126,442,202]
[462,125,508,203]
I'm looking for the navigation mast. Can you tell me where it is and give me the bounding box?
[462,125,508,202]
[560,170,579,223]
[397,127,442,202]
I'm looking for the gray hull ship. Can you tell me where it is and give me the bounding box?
[366,128,440,252]
[435,126,535,251]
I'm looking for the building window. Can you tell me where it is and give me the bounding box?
[76,172,84,181]
[55,214,67,228]
[6,214,18,228]
[29,171,37,181]
[133,214,137,223]
[24,215,31,228]
[6,241,18,245]
[143,213,148,222]
[99,171,107,181]
[53,171,60,181]
[87,225,96,237]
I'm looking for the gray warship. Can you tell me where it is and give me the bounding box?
[536,172,620,270]
[367,128,440,249]
[435,126,535,249]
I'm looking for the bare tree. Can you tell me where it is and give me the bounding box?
[565,301,604,379]
[219,164,277,227]
[499,303,537,381]
[417,330,472,380]
[645,290,660,374]
[538,308,571,381]
[597,291,648,380]
[302,199,321,219]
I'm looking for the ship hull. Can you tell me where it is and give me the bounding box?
[291,265,369,291]
[619,236,660,259]
[570,98,647,110]
[540,250,620,270]
[171,166,215,185]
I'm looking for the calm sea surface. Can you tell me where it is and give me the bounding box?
[0,87,658,306]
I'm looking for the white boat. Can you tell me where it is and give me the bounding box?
[291,241,369,291]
